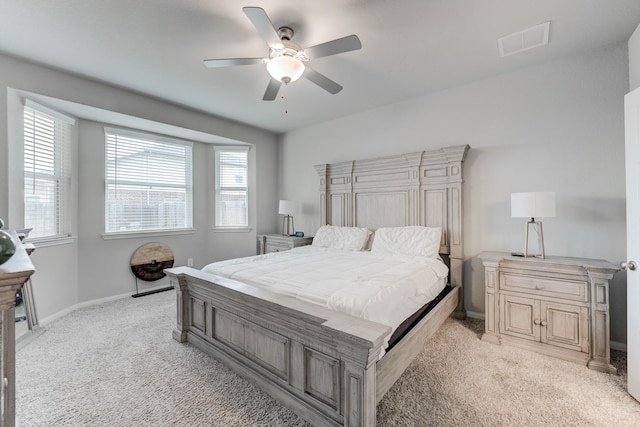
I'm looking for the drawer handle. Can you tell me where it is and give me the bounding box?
[540,320,548,327]
[534,319,541,325]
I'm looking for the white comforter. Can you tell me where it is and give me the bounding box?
[202,246,448,349]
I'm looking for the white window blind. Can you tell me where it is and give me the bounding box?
[105,129,193,234]
[215,147,249,228]
[23,103,73,239]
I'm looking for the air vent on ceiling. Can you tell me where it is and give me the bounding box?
[498,21,550,57]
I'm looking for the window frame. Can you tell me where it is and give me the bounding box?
[213,145,251,231]
[22,99,75,243]
[103,127,194,238]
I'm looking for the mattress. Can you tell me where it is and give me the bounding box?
[202,245,448,353]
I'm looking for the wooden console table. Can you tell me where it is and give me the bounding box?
[0,239,35,426]
[479,251,619,373]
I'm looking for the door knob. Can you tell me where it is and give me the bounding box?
[621,260,637,271]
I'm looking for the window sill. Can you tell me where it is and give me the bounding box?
[102,228,195,240]
[26,235,77,248]
[212,227,253,233]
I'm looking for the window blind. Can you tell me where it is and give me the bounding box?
[215,147,249,228]
[105,129,193,233]
[23,104,73,239]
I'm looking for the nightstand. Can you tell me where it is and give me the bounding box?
[478,251,619,373]
[258,234,314,254]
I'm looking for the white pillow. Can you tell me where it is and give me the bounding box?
[312,225,372,251]
[370,226,442,259]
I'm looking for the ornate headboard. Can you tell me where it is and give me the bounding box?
[314,145,469,310]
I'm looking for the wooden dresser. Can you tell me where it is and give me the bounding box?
[479,251,619,373]
[257,234,313,254]
[0,240,35,426]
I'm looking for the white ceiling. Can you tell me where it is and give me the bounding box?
[1,0,639,134]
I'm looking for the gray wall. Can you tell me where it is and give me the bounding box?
[278,42,629,345]
[0,53,278,321]
[630,24,640,91]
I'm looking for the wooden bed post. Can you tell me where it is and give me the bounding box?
[315,161,354,227]
[448,257,464,318]
[171,274,190,343]
[420,145,469,319]
[343,361,377,426]
[315,164,329,227]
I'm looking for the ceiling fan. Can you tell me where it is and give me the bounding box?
[203,7,362,101]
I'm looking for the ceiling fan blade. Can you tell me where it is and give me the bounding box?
[304,35,362,60]
[243,7,282,48]
[203,58,264,68]
[263,78,281,101]
[303,67,343,95]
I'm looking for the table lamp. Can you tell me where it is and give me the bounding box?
[511,192,556,259]
[279,200,297,236]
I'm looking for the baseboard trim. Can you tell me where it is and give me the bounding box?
[39,292,129,326]
[466,311,485,320]
[40,286,173,326]
[16,326,45,351]
[40,305,80,326]
[610,340,627,352]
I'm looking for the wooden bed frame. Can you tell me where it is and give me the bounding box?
[165,144,469,426]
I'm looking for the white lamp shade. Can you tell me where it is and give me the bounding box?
[278,200,298,215]
[511,192,556,218]
[266,56,305,83]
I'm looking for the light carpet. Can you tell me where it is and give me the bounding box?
[16,291,640,426]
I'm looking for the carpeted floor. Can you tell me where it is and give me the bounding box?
[15,291,640,426]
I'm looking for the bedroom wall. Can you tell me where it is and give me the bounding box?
[0,53,278,321]
[630,23,640,91]
[278,42,629,345]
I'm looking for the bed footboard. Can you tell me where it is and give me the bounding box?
[166,266,391,427]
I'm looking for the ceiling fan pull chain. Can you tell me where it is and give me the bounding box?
[281,83,288,114]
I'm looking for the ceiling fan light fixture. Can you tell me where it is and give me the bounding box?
[266,55,305,84]
[203,8,361,100]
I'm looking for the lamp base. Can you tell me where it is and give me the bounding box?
[523,219,545,259]
[282,215,294,236]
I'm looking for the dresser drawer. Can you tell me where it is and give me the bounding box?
[265,243,290,253]
[499,273,587,302]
